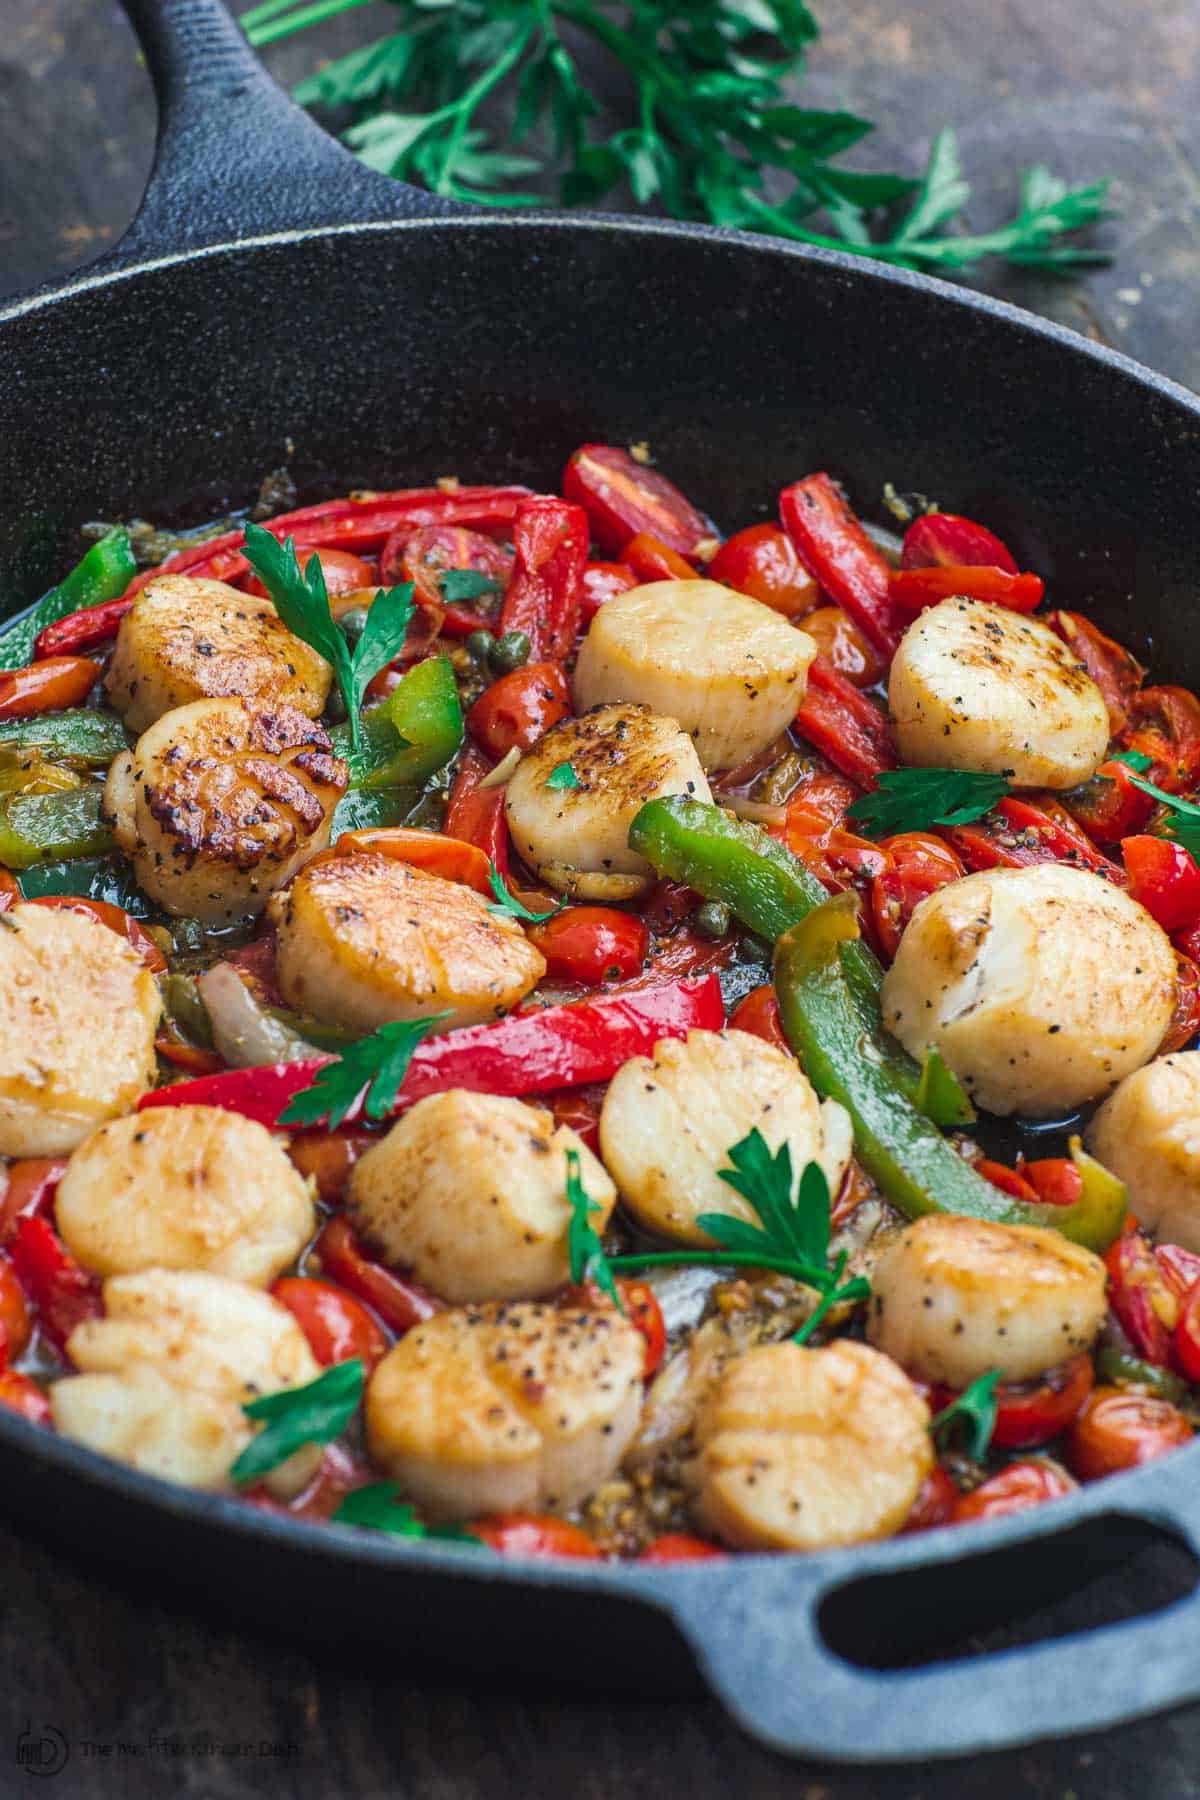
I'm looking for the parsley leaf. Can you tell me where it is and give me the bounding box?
[487,861,563,924]
[439,569,503,604]
[930,1370,1001,1462]
[1126,776,1200,861]
[230,1358,364,1487]
[333,1482,486,1546]
[566,1147,624,1310]
[847,768,1012,838]
[545,761,581,791]
[279,1014,449,1130]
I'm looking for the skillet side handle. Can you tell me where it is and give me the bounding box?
[114,0,463,268]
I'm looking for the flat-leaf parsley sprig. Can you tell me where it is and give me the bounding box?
[848,767,1011,838]
[242,521,414,761]
[237,3,1114,277]
[230,1358,365,1486]
[487,861,564,925]
[566,1146,624,1310]
[333,1482,488,1546]
[279,1014,449,1129]
[929,1370,1001,1461]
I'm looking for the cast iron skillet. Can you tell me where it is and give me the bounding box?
[3,0,1200,1763]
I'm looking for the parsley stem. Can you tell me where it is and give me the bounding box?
[242,0,373,43]
[434,19,536,196]
[792,1252,849,1347]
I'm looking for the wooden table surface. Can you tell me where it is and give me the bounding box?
[3,3,1200,1794]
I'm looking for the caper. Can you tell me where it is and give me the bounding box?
[490,630,531,674]
[338,606,371,648]
[324,686,349,725]
[693,900,732,941]
[736,931,771,964]
[466,629,495,664]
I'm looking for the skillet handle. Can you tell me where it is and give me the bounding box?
[652,1472,1200,1761]
[113,0,462,267]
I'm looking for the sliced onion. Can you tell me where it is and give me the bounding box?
[721,794,788,826]
[197,963,320,1068]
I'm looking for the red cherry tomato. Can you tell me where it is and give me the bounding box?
[1155,1242,1200,1302]
[974,1158,1040,1204]
[393,524,514,615]
[467,661,572,760]
[708,523,819,619]
[951,1460,1075,1523]
[620,1280,666,1378]
[0,1158,66,1248]
[271,1276,388,1372]
[902,1465,959,1532]
[287,1131,374,1204]
[0,1369,51,1426]
[1048,611,1145,735]
[771,801,890,896]
[581,561,638,623]
[1123,835,1200,933]
[870,833,965,960]
[1060,759,1154,845]
[621,531,697,584]
[1019,1158,1084,1208]
[801,605,888,688]
[527,906,649,986]
[1119,686,1200,794]
[0,866,19,911]
[640,1534,725,1563]
[1104,1230,1175,1365]
[1173,1281,1200,1384]
[472,1513,602,1559]
[1068,1387,1193,1480]
[0,1255,32,1366]
[24,896,167,972]
[728,983,790,1055]
[1161,953,1200,1056]
[313,1217,441,1337]
[900,512,1018,574]
[641,880,701,933]
[787,769,859,828]
[987,1355,1094,1449]
[546,1086,604,1154]
[563,444,712,559]
[244,546,373,599]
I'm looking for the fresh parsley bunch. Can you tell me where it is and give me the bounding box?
[238,1,1113,275]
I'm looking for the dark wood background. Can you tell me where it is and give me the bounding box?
[3,3,1200,1794]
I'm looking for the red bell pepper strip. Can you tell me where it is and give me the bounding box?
[497,498,589,663]
[444,746,510,876]
[580,562,638,624]
[0,1158,67,1247]
[889,564,1044,618]
[1123,835,1200,934]
[9,1215,102,1353]
[139,973,724,1131]
[900,512,1018,574]
[1047,611,1145,735]
[779,473,907,657]
[0,657,101,718]
[794,655,899,789]
[943,796,1123,882]
[563,444,713,559]
[621,531,697,584]
[313,1217,440,1337]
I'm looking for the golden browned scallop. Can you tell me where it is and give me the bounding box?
[1088,1051,1200,1252]
[55,1106,315,1287]
[366,1303,645,1519]
[105,576,332,733]
[688,1340,932,1551]
[274,851,545,1034]
[348,1091,615,1302]
[0,903,160,1157]
[104,698,347,925]
[866,1215,1108,1387]
[504,703,711,899]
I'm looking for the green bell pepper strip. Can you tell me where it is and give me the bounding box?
[16,851,149,912]
[0,789,113,869]
[0,708,129,767]
[771,894,1128,1253]
[329,784,423,838]
[1094,1346,1188,1403]
[0,530,136,672]
[628,796,973,1123]
[332,655,463,792]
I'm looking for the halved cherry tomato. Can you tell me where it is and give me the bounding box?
[1160,953,1200,1055]
[621,531,696,584]
[1020,1158,1084,1208]
[983,1355,1093,1449]
[1104,1230,1176,1364]
[1122,835,1200,933]
[333,826,493,897]
[900,512,1018,574]
[951,1460,1075,1522]
[787,768,859,827]
[313,1216,441,1337]
[391,524,513,615]
[0,1255,33,1365]
[0,866,19,911]
[728,983,790,1055]
[563,444,712,559]
[620,1280,666,1378]
[271,1276,389,1372]
[0,1158,66,1247]
[243,1440,377,1524]
[581,561,638,624]
[527,906,648,986]
[244,546,374,599]
[771,800,891,896]
[9,1215,102,1352]
[1155,1242,1200,1302]
[287,1131,373,1205]
[0,1369,51,1425]
[1068,1387,1193,1480]
[801,605,888,688]
[546,1085,604,1154]
[891,564,1044,617]
[902,1465,959,1532]
[708,523,819,619]
[614,925,735,989]
[225,929,283,1005]
[445,746,510,875]
[1173,1281,1200,1384]
[1118,686,1200,793]
[473,1513,602,1559]
[24,896,167,972]
[1048,611,1144,735]
[1060,759,1155,845]
[943,795,1122,883]
[870,832,965,960]
[0,656,102,719]
[640,1533,725,1562]
[467,662,572,760]
[974,1158,1040,1204]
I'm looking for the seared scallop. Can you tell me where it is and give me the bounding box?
[55,1106,315,1287]
[365,1302,645,1519]
[880,863,1177,1115]
[599,1029,852,1247]
[347,1091,615,1302]
[105,576,332,733]
[104,698,347,925]
[1088,1052,1200,1252]
[504,703,711,899]
[866,1215,1107,1388]
[274,851,545,1034]
[0,904,160,1157]
[688,1340,932,1551]
[51,1270,323,1496]
[573,579,815,771]
[888,598,1109,789]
